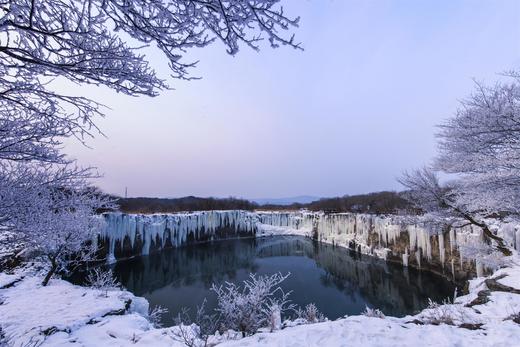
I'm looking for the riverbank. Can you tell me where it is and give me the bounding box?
[1,258,519,346]
[1,212,519,346]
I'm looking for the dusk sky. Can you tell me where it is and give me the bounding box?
[66,0,520,199]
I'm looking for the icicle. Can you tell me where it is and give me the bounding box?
[476,259,483,278]
[415,249,421,268]
[451,259,455,281]
[402,247,409,267]
[449,228,455,253]
[101,210,470,272]
[438,233,445,267]
[516,229,520,254]
[453,287,458,303]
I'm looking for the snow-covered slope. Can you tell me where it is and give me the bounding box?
[1,262,519,346]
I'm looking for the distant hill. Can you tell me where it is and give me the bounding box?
[251,196,321,206]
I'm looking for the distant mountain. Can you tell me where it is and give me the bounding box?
[251,195,321,206]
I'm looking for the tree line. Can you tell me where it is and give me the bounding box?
[115,191,413,215]
[116,196,258,214]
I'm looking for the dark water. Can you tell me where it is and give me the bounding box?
[104,236,456,327]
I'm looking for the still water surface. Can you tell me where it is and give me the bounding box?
[109,236,456,327]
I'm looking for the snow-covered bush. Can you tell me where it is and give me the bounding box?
[0,326,6,347]
[362,306,385,319]
[173,300,220,347]
[149,305,168,328]
[86,268,120,297]
[506,312,520,324]
[296,303,326,323]
[420,299,468,326]
[211,272,294,336]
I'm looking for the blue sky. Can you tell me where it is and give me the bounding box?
[66,0,520,199]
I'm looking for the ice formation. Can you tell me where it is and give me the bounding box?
[100,211,257,262]
[100,210,518,277]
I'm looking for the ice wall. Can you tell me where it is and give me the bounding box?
[100,210,511,280]
[99,211,257,263]
[256,212,437,262]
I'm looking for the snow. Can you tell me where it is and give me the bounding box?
[1,256,519,347]
[0,273,20,288]
[0,276,149,346]
[494,265,520,288]
[221,316,509,347]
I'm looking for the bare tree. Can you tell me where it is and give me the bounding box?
[400,79,520,256]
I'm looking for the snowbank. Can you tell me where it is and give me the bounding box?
[0,275,149,346]
[221,261,520,347]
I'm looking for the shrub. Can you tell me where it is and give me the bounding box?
[172,300,220,347]
[211,272,294,336]
[86,268,120,297]
[362,306,385,319]
[149,305,168,328]
[296,303,326,323]
[420,299,468,325]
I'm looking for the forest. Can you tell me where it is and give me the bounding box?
[115,191,412,215]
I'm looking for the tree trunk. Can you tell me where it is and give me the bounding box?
[481,225,512,256]
[457,210,512,256]
[42,256,57,286]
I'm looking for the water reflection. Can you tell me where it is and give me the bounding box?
[111,236,456,326]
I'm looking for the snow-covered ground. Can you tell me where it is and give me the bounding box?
[1,258,519,346]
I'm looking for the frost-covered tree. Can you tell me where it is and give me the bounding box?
[211,272,293,336]
[0,0,301,174]
[0,1,300,281]
[1,163,108,285]
[400,79,520,256]
[1,0,301,131]
[0,0,300,163]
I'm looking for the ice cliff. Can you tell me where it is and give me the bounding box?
[99,211,520,281]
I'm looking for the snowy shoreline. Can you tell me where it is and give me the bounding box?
[1,212,519,346]
[1,256,519,346]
